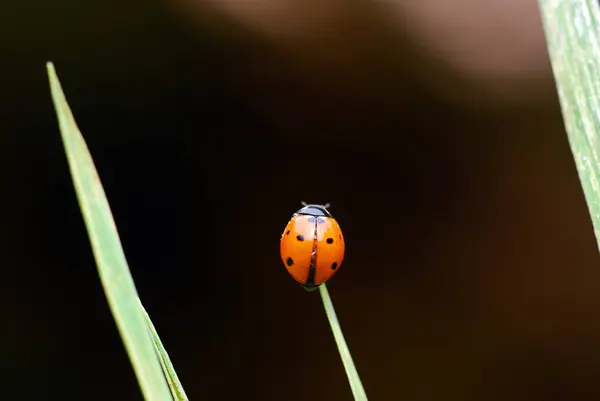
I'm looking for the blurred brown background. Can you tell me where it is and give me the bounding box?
[3,0,600,400]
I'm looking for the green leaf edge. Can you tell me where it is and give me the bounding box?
[139,299,190,401]
[46,61,173,401]
[538,0,600,251]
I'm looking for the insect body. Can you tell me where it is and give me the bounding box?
[280,203,345,291]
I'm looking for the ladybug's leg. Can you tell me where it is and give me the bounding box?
[300,201,307,206]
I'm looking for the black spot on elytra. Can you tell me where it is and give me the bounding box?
[286,257,294,266]
[296,234,305,241]
[326,238,334,244]
[286,230,290,235]
[331,262,338,270]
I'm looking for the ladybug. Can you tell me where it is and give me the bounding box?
[280,202,345,291]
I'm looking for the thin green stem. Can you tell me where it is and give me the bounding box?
[319,284,368,401]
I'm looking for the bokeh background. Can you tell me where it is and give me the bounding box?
[4,0,600,400]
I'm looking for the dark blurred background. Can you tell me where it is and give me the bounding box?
[3,0,600,400]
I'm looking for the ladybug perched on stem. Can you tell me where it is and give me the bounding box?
[280,202,345,291]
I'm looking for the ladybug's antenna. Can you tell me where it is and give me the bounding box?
[300,201,307,207]
[324,202,331,209]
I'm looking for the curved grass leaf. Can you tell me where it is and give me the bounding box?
[46,62,173,401]
[319,284,368,401]
[538,0,600,250]
[139,299,190,401]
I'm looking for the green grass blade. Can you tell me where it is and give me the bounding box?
[139,299,190,401]
[319,284,368,401]
[538,0,600,250]
[46,61,173,401]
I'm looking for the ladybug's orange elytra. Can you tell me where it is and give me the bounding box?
[280,203,345,291]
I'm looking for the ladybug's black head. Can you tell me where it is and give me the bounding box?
[295,203,332,218]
